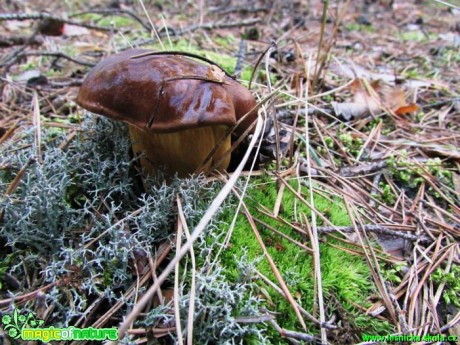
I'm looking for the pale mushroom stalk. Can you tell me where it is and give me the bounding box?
[128,124,230,177]
[76,49,258,178]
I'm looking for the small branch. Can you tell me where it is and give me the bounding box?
[1,50,95,69]
[0,12,112,32]
[0,34,43,48]
[339,161,387,177]
[234,313,275,324]
[269,319,316,342]
[317,224,431,243]
[182,17,261,33]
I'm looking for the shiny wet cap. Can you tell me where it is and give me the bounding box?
[76,49,258,134]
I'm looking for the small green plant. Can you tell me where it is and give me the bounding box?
[386,153,453,191]
[430,265,460,307]
[324,136,334,148]
[372,182,396,205]
[398,30,435,43]
[381,263,407,284]
[344,22,376,33]
[337,132,364,158]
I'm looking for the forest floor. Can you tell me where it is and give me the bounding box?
[1,1,459,344]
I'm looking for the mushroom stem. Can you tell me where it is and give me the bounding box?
[128,125,231,178]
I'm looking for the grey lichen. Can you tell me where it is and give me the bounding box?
[0,115,265,342]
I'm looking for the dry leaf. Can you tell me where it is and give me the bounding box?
[378,83,419,115]
[332,79,380,119]
[333,78,419,119]
[394,104,419,115]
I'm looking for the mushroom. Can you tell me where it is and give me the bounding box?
[76,49,258,177]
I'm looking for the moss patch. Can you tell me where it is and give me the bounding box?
[214,176,394,341]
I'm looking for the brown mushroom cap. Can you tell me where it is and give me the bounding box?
[76,49,258,135]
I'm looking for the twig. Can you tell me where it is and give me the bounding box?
[301,55,328,344]
[32,92,42,164]
[317,224,430,242]
[265,44,281,171]
[0,34,43,47]
[180,17,261,33]
[26,51,95,66]
[0,12,112,32]
[339,161,387,177]
[269,319,316,342]
[0,50,95,69]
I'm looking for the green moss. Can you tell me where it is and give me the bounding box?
[214,34,237,48]
[430,265,460,307]
[371,182,396,205]
[398,31,436,43]
[213,175,394,341]
[78,13,138,28]
[344,22,376,33]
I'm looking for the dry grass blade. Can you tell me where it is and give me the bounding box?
[138,0,164,50]
[174,212,184,345]
[301,54,327,343]
[264,45,281,171]
[3,157,35,196]
[32,91,42,163]
[251,215,313,253]
[209,103,268,268]
[408,238,457,329]
[343,197,399,326]
[176,195,196,345]
[238,195,307,331]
